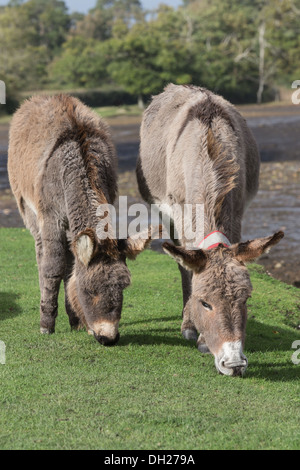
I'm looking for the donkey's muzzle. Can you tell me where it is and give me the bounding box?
[91,320,120,346]
[216,341,248,377]
[94,332,120,346]
[220,359,248,377]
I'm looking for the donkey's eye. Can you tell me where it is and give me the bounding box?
[201,300,212,310]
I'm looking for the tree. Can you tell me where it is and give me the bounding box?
[71,8,114,41]
[49,36,110,88]
[0,3,49,91]
[106,6,194,107]
[181,0,300,102]
[22,0,70,55]
[181,0,259,102]
[0,0,71,94]
[93,0,144,26]
[190,0,300,103]
[2,0,300,107]
[256,0,300,100]
[72,0,144,41]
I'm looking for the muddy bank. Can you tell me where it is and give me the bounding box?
[0,105,300,286]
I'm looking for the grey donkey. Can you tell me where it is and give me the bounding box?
[8,94,152,346]
[137,84,284,376]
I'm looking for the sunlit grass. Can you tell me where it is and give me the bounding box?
[0,228,299,450]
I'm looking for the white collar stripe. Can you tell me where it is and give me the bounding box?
[198,231,231,250]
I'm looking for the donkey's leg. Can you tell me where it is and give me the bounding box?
[25,207,67,335]
[63,245,84,330]
[39,230,65,334]
[180,296,198,342]
[179,271,210,351]
[22,203,44,292]
[169,214,193,314]
[196,334,210,353]
[178,263,192,314]
[30,223,44,292]
[35,235,44,292]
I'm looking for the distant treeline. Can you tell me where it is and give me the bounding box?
[1,0,300,112]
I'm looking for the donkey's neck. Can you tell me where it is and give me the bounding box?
[203,194,241,245]
[61,142,112,238]
[65,177,106,237]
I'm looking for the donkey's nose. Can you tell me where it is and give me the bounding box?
[232,366,245,377]
[91,320,120,346]
[94,332,120,346]
[217,341,248,376]
[221,358,248,376]
[222,358,248,369]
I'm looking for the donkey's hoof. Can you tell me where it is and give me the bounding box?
[40,327,54,335]
[197,342,210,353]
[182,329,198,341]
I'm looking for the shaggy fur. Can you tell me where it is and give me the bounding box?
[137,84,283,375]
[137,84,260,242]
[8,94,149,344]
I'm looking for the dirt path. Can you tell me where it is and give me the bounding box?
[1,105,300,286]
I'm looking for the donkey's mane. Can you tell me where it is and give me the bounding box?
[51,94,112,206]
[50,95,119,256]
[206,127,240,224]
[180,90,240,226]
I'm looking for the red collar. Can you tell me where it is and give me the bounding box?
[198,231,231,250]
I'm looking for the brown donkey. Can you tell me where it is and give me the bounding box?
[137,84,284,376]
[8,94,151,346]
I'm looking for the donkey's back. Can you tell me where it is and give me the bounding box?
[137,83,260,242]
[8,94,117,225]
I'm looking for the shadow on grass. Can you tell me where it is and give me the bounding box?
[123,315,180,327]
[245,361,300,382]
[120,317,300,382]
[246,318,299,353]
[118,331,195,349]
[0,292,22,321]
[244,319,300,382]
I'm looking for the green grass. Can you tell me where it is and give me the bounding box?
[0,228,299,450]
[94,105,143,119]
[0,105,143,125]
[0,114,12,124]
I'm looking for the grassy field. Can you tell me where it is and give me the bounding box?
[0,228,299,450]
[94,105,143,118]
[1,97,296,124]
[0,104,143,124]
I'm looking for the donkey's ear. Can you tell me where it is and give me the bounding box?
[232,231,284,263]
[120,225,163,260]
[73,228,97,266]
[162,242,208,272]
